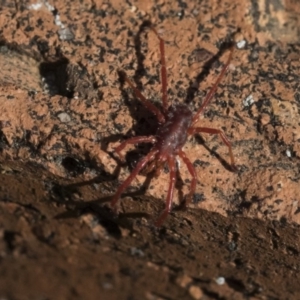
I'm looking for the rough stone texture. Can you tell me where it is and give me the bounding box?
[0,0,300,299]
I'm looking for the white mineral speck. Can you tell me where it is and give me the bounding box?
[243,94,254,107]
[215,277,225,285]
[44,0,55,12]
[57,112,71,123]
[130,247,144,257]
[58,27,74,41]
[130,5,137,12]
[237,39,246,49]
[55,14,63,27]
[28,2,43,10]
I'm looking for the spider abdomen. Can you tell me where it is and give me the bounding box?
[155,104,193,155]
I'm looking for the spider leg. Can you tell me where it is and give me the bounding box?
[114,136,156,161]
[141,158,156,175]
[154,155,176,227]
[150,27,168,113]
[188,127,236,171]
[122,73,165,123]
[192,46,235,125]
[111,149,158,208]
[178,150,197,208]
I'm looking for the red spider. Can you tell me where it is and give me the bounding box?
[111,26,236,227]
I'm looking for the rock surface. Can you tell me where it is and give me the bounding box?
[0,0,300,299]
